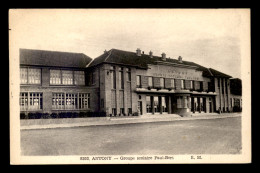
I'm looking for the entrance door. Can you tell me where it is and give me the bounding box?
[138,101,143,115]
[209,102,212,113]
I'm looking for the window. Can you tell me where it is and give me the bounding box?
[127,68,131,81]
[181,80,184,89]
[190,80,194,90]
[62,70,73,85]
[160,78,165,88]
[170,79,175,88]
[225,80,228,95]
[136,75,141,87]
[200,81,203,91]
[74,71,85,85]
[148,77,153,87]
[78,93,90,109]
[111,66,116,89]
[20,92,28,111]
[50,69,85,85]
[66,93,78,109]
[161,96,167,113]
[222,78,225,94]
[119,67,124,89]
[146,96,152,113]
[91,72,95,85]
[52,93,65,109]
[20,92,42,110]
[50,70,61,85]
[52,93,90,110]
[218,78,220,88]
[154,96,160,113]
[20,68,41,84]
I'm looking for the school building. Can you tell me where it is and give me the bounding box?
[19,48,240,117]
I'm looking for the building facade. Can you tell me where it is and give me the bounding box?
[229,78,242,112]
[19,48,237,117]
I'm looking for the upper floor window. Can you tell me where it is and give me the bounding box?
[170,79,175,88]
[119,67,124,89]
[20,67,41,84]
[111,66,116,89]
[74,71,85,85]
[200,81,203,91]
[148,77,153,87]
[160,78,165,88]
[50,69,85,85]
[126,68,131,81]
[136,75,141,87]
[190,80,194,89]
[181,80,185,89]
[91,72,95,85]
[62,70,73,85]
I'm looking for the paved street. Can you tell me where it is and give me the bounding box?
[21,117,241,156]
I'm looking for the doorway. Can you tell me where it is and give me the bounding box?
[138,101,143,115]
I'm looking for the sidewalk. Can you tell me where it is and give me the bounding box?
[20,112,242,130]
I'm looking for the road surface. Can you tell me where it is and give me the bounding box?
[21,117,241,155]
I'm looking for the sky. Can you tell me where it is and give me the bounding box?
[9,9,248,78]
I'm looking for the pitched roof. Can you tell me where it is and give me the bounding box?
[20,49,92,68]
[208,68,232,78]
[89,48,203,68]
[88,48,231,78]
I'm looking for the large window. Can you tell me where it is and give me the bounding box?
[20,92,42,111]
[119,67,124,89]
[146,96,152,113]
[74,71,85,85]
[161,96,167,113]
[111,66,116,89]
[52,93,90,110]
[20,67,41,84]
[154,96,160,113]
[148,77,153,87]
[136,75,141,87]
[127,68,131,81]
[62,70,73,85]
[50,69,85,85]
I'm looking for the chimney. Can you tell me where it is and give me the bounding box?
[178,56,183,63]
[149,51,153,58]
[136,48,141,56]
[104,50,107,54]
[161,52,166,61]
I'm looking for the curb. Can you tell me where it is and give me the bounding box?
[20,114,241,130]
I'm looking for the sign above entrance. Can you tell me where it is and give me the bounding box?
[147,65,203,81]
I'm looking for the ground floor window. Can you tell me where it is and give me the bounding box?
[154,96,160,113]
[20,92,42,111]
[161,96,167,113]
[191,97,207,112]
[146,96,152,113]
[52,93,90,110]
